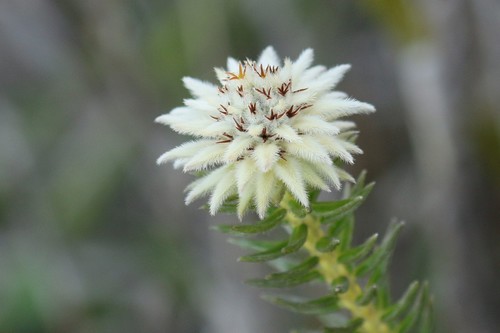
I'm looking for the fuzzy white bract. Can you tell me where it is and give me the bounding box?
[156,47,375,219]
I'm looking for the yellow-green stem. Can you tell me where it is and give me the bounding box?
[280,193,393,333]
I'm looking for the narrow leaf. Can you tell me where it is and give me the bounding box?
[338,234,379,263]
[281,224,308,254]
[316,236,341,252]
[382,281,420,321]
[287,196,309,217]
[262,294,340,315]
[212,208,286,235]
[417,283,434,333]
[312,196,364,224]
[331,276,350,294]
[246,270,321,288]
[351,170,367,195]
[338,215,355,251]
[355,182,375,200]
[238,240,288,262]
[355,221,404,277]
[326,217,349,238]
[228,238,283,251]
[324,318,363,333]
[396,287,425,333]
[308,188,321,202]
[267,256,320,280]
[356,285,378,306]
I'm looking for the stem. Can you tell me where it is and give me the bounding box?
[280,192,393,333]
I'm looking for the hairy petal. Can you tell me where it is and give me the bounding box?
[274,124,302,143]
[209,170,237,215]
[235,158,257,194]
[258,46,281,67]
[292,115,340,135]
[183,144,227,172]
[284,137,332,165]
[253,142,280,172]
[292,48,314,79]
[223,136,255,162]
[255,171,277,219]
[185,167,228,204]
[157,140,212,165]
[273,158,309,207]
[237,179,256,220]
[183,77,218,99]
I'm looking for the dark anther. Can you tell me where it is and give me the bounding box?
[248,102,257,114]
[259,127,276,143]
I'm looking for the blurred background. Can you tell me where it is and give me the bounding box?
[0,0,499,332]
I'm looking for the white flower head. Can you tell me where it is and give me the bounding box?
[156,47,375,219]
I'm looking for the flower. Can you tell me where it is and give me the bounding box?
[156,47,375,219]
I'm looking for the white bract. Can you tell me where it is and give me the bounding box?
[156,47,375,219]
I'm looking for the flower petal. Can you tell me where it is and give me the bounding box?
[183,144,227,171]
[310,163,341,190]
[237,179,256,220]
[292,115,340,135]
[317,136,362,164]
[284,136,332,165]
[274,124,302,143]
[292,48,314,79]
[185,167,228,204]
[258,46,280,67]
[255,171,277,219]
[273,158,309,207]
[156,140,212,165]
[235,158,257,194]
[253,143,280,172]
[227,57,239,72]
[183,77,218,99]
[223,136,255,162]
[315,64,351,90]
[312,96,375,121]
[301,162,331,192]
[209,170,237,215]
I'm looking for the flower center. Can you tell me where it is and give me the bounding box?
[214,61,310,146]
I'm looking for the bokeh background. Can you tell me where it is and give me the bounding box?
[1,0,499,332]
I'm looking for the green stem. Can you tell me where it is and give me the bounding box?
[280,192,393,333]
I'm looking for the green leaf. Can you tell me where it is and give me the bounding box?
[281,224,308,255]
[356,285,378,306]
[382,281,420,321]
[246,270,321,288]
[351,170,367,194]
[262,294,340,315]
[308,188,321,202]
[338,216,355,251]
[316,236,341,252]
[373,277,391,308]
[202,195,238,213]
[354,220,404,277]
[311,197,364,224]
[396,287,425,333]
[324,318,363,333]
[247,257,321,288]
[238,240,289,262]
[331,276,350,294]
[286,196,309,217]
[267,256,320,280]
[212,208,286,235]
[338,234,379,263]
[228,238,284,251]
[326,217,349,238]
[355,182,375,200]
[417,283,434,333]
